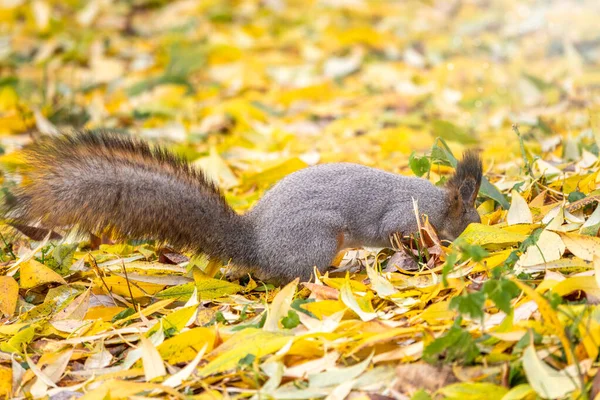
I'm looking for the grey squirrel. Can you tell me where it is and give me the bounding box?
[5,131,483,283]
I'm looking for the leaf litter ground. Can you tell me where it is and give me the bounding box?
[1,0,600,399]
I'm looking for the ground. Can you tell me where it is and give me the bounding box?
[0,0,600,399]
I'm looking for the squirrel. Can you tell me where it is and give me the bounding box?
[4,131,483,284]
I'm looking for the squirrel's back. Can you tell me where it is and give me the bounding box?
[249,162,447,235]
[246,163,449,280]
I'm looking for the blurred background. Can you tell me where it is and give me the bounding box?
[1,0,599,208]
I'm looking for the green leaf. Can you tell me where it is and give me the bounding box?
[442,252,458,287]
[432,120,478,144]
[519,228,543,252]
[112,308,136,322]
[483,279,520,314]
[567,191,585,203]
[238,353,256,368]
[449,291,485,320]
[410,390,432,400]
[438,382,508,400]
[281,310,300,329]
[501,384,535,400]
[291,298,316,318]
[454,239,489,261]
[0,325,35,354]
[409,151,431,177]
[51,243,78,275]
[480,178,510,210]
[423,318,479,364]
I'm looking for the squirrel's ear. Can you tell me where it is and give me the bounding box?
[458,177,479,207]
[446,150,482,207]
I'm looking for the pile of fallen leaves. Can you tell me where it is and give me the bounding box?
[1,0,600,398]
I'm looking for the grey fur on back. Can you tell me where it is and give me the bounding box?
[246,163,451,282]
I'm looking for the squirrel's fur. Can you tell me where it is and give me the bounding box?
[5,131,483,283]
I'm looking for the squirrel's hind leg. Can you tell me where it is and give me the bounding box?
[273,231,340,284]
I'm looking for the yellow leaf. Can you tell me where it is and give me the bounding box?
[558,232,600,261]
[483,250,517,269]
[322,277,369,292]
[552,276,600,301]
[158,305,197,332]
[52,290,90,321]
[365,264,397,297]
[522,345,579,399]
[264,278,298,332]
[116,299,175,324]
[339,277,377,321]
[80,380,181,400]
[418,300,456,324]
[500,384,535,400]
[458,223,527,247]
[511,278,576,365]
[93,274,165,298]
[199,328,292,377]
[19,259,66,289]
[595,255,600,289]
[507,190,533,225]
[0,322,29,335]
[84,306,126,321]
[19,299,58,322]
[351,327,421,355]
[98,243,136,255]
[300,300,347,319]
[158,327,216,364]
[0,276,18,316]
[195,275,242,300]
[0,365,11,398]
[242,158,307,189]
[0,325,35,354]
[163,344,207,388]
[278,83,332,106]
[194,147,240,189]
[517,230,565,267]
[140,335,166,381]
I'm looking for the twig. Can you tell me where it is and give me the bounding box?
[121,259,138,310]
[89,253,118,307]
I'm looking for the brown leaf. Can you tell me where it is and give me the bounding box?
[393,363,458,395]
[303,282,339,300]
[386,251,418,272]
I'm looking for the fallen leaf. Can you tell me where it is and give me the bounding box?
[140,335,166,381]
[0,276,18,316]
[522,345,579,399]
[507,191,533,225]
[19,259,67,289]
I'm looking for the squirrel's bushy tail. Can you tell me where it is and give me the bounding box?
[6,131,256,266]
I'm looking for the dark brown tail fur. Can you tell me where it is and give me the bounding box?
[5,131,257,266]
[446,150,482,207]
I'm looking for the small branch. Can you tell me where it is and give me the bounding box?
[89,253,118,307]
[121,259,138,310]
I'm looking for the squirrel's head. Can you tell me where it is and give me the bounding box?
[438,151,483,242]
